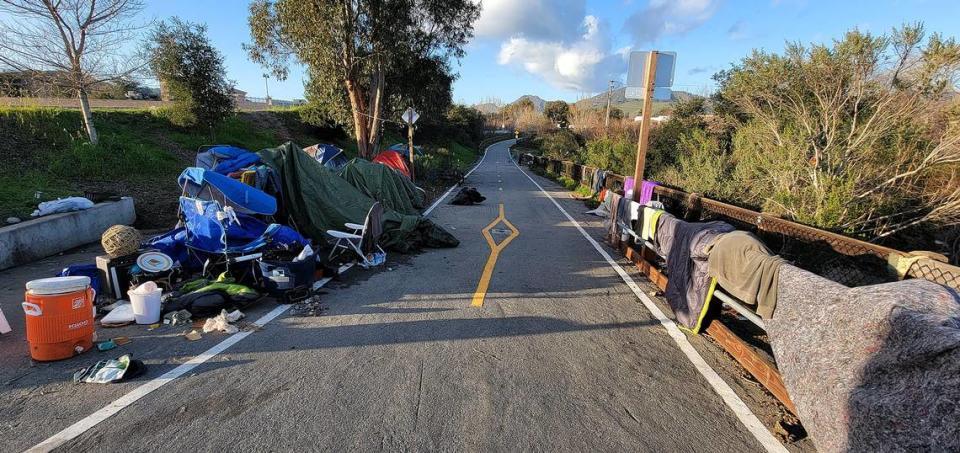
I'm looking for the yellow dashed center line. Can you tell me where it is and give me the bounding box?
[471,203,520,307]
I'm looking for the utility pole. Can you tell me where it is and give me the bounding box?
[263,74,271,106]
[633,51,658,201]
[604,79,614,132]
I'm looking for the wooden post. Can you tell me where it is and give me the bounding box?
[633,51,658,201]
[407,122,416,181]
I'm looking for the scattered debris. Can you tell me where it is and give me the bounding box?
[96,340,116,352]
[147,323,161,330]
[290,294,326,317]
[6,217,21,225]
[112,336,130,346]
[184,330,202,341]
[100,303,135,327]
[73,354,146,384]
[202,309,245,334]
[775,411,807,443]
[451,187,486,205]
[163,309,193,327]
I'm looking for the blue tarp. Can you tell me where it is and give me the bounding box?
[387,143,424,158]
[195,145,261,174]
[178,167,277,216]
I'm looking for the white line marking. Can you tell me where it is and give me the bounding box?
[27,263,355,453]
[507,150,788,453]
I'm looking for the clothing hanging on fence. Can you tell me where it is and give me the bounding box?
[624,177,636,199]
[616,195,630,228]
[707,231,786,319]
[592,169,607,194]
[638,180,659,205]
[663,220,735,333]
[768,264,960,453]
[653,212,678,258]
[607,192,623,245]
[640,207,665,242]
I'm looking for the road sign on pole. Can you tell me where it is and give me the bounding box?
[625,50,676,101]
[404,107,419,180]
[402,107,419,125]
[632,51,662,200]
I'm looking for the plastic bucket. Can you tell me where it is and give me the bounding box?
[128,281,162,325]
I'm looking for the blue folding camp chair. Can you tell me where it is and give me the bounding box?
[179,197,306,277]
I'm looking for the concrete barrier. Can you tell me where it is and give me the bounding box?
[0,198,136,271]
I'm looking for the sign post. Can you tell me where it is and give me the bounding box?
[633,51,658,199]
[402,107,419,180]
[626,50,675,201]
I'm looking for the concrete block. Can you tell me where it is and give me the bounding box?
[0,198,135,271]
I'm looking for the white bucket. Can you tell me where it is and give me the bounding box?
[127,281,162,325]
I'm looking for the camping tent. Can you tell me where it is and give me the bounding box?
[372,150,411,178]
[303,144,349,171]
[387,143,424,158]
[257,142,457,253]
[338,158,425,216]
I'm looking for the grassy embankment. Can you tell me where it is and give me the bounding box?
[0,106,475,227]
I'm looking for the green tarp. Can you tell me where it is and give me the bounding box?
[258,142,458,253]
[338,158,425,216]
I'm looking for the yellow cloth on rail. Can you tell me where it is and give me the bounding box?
[641,207,664,241]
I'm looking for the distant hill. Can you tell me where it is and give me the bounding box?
[511,94,546,112]
[474,102,500,114]
[574,88,698,117]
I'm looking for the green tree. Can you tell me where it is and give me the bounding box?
[147,18,234,129]
[247,0,481,158]
[717,23,960,238]
[544,100,570,127]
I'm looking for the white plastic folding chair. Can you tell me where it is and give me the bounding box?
[326,202,386,267]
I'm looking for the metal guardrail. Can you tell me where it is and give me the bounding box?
[521,153,960,292]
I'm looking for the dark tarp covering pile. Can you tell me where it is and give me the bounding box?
[337,158,424,216]
[258,142,458,253]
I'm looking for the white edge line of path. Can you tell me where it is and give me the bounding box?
[508,151,789,453]
[28,141,498,453]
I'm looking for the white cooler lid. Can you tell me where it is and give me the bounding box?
[26,276,91,295]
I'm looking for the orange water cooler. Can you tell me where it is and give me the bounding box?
[22,276,96,361]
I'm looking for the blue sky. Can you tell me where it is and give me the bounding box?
[62,0,960,104]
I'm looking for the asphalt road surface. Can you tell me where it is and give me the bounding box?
[1,140,789,452]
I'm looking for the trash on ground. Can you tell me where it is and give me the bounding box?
[450,187,485,205]
[73,354,146,384]
[163,309,193,327]
[184,330,202,341]
[101,303,136,327]
[202,309,245,334]
[31,197,94,218]
[0,307,11,334]
[112,336,130,346]
[96,340,116,351]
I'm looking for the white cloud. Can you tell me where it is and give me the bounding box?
[478,0,721,92]
[623,0,720,45]
[727,20,747,40]
[475,0,586,43]
[496,15,622,91]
